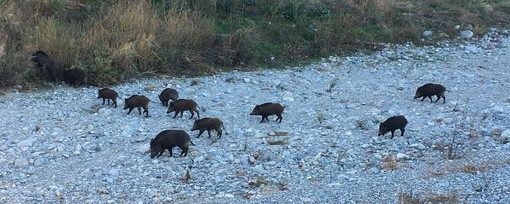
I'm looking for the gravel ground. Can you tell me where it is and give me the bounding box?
[1,31,509,203]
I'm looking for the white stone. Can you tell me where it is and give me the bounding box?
[501,129,510,138]
[460,30,474,39]
[423,30,432,37]
[17,138,35,152]
[14,157,29,168]
[396,153,407,159]
[135,143,150,153]
[464,45,479,53]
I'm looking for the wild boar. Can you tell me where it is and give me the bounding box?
[378,115,408,138]
[63,68,88,87]
[124,95,150,117]
[167,99,200,119]
[31,50,60,84]
[97,88,119,108]
[250,102,284,123]
[414,83,446,104]
[191,118,224,138]
[158,88,179,106]
[150,129,195,158]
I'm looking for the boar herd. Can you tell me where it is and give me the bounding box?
[96,86,284,159]
[31,51,89,87]
[32,50,447,159]
[378,83,447,139]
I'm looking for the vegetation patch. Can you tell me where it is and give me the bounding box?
[0,0,509,87]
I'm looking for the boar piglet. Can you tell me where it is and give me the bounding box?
[63,68,88,87]
[250,103,284,123]
[378,115,408,138]
[414,83,446,104]
[97,88,119,108]
[158,88,179,106]
[191,118,224,138]
[150,130,195,158]
[31,50,60,84]
[167,99,200,119]
[124,95,150,117]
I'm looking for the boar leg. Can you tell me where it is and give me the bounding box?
[428,96,433,103]
[113,100,117,108]
[390,130,395,139]
[127,107,134,115]
[179,111,184,118]
[172,111,179,119]
[276,114,283,123]
[207,130,212,138]
[434,96,440,103]
[143,107,149,117]
[400,128,405,136]
[216,128,222,138]
[158,150,165,158]
[102,98,106,105]
[136,107,142,115]
[189,110,194,119]
[191,109,200,119]
[196,130,205,138]
[442,95,446,104]
[180,147,188,157]
[420,96,426,101]
[167,147,173,157]
[259,116,265,123]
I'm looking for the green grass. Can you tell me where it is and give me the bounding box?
[0,0,508,87]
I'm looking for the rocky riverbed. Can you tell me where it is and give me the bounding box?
[1,30,509,203]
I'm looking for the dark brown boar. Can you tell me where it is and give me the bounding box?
[124,95,150,117]
[97,88,119,108]
[167,99,200,119]
[63,68,88,87]
[414,83,446,104]
[191,118,224,138]
[150,130,195,158]
[158,88,179,106]
[378,115,408,138]
[31,50,60,84]
[250,103,284,123]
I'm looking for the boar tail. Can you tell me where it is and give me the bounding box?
[189,140,196,146]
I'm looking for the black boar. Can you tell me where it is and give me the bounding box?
[97,88,119,108]
[191,117,224,138]
[414,83,446,104]
[63,68,88,87]
[158,88,179,106]
[31,51,60,84]
[378,115,408,138]
[150,130,195,158]
[124,95,150,117]
[167,99,200,119]
[250,103,284,123]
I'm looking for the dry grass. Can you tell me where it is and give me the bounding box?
[398,191,461,204]
[378,154,399,171]
[461,161,492,175]
[0,0,509,86]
